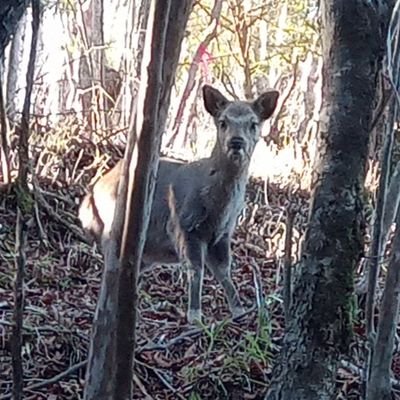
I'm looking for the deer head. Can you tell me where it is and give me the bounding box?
[203,85,279,168]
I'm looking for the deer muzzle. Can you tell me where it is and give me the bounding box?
[227,136,247,163]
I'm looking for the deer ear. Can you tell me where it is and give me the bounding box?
[202,85,229,117]
[252,90,279,120]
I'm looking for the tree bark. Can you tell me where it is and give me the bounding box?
[0,0,29,59]
[266,1,393,399]
[6,8,27,122]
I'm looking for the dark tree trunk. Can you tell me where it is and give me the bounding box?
[266,1,394,399]
[0,0,29,59]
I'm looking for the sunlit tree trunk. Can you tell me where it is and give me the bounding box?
[78,0,105,131]
[266,1,394,399]
[6,9,27,122]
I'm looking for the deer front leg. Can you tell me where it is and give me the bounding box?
[206,236,244,318]
[183,236,205,324]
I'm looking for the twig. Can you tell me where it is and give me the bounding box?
[340,358,400,389]
[0,361,88,400]
[132,373,152,400]
[135,359,186,400]
[138,306,255,352]
[283,209,294,326]
[250,262,264,311]
[33,200,48,245]
[32,176,91,244]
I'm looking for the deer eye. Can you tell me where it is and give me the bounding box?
[250,122,258,132]
[219,120,227,130]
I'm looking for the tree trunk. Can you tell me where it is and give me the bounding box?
[78,0,105,131]
[83,1,193,399]
[0,0,29,59]
[366,5,400,394]
[6,8,27,122]
[365,99,395,335]
[114,0,194,396]
[266,1,393,399]
[367,141,400,397]
[0,72,10,185]
[12,1,40,399]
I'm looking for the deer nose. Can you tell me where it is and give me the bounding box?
[228,137,245,150]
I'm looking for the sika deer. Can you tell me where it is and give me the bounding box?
[79,85,279,323]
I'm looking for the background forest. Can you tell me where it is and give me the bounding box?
[0,0,399,399]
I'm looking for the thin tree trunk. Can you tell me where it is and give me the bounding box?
[78,0,105,131]
[113,2,169,396]
[83,1,193,399]
[266,1,393,399]
[381,160,400,246]
[12,1,40,399]
[134,0,151,81]
[283,209,293,326]
[0,72,10,185]
[366,4,400,396]
[6,8,27,122]
[115,0,194,396]
[367,108,400,400]
[365,98,395,383]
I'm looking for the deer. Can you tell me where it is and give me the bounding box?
[78,85,279,323]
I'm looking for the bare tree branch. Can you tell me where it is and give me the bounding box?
[166,0,222,149]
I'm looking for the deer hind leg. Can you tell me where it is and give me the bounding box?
[206,237,244,318]
[182,235,205,324]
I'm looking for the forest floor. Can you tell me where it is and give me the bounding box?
[0,139,399,399]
